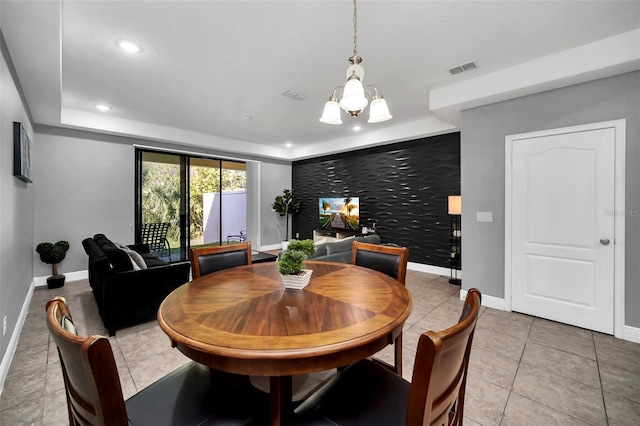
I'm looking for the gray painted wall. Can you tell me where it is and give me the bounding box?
[0,36,34,372]
[261,162,293,245]
[33,128,292,275]
[33,132,135,276]
[461,70,640,327]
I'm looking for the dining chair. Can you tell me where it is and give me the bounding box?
[46,296,267,426]
[351,241,409,375]
[190,241,252,279]
[298,288,482,426]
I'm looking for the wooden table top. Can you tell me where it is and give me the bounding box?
[158,261,412,376]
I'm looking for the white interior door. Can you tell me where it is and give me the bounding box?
[510,127,615,334]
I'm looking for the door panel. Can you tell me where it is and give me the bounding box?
[511,128,615,334]
[139,151,185,261]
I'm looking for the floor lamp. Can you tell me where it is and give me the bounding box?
[448,196,461,285]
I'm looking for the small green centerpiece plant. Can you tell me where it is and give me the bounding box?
[36,240,70,288]
[278,239,316,276]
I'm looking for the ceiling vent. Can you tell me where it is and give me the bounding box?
[281,89,308,101]
[449,61,477,75]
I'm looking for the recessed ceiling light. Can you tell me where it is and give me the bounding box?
[352,125,362,131]
[243,115,253,120]
[94,104,112,112]
[117,40,142,53]
[285,142,293,148]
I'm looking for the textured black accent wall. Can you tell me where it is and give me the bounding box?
[292,132,460,267]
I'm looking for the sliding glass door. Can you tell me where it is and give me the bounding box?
[136,149,247,262]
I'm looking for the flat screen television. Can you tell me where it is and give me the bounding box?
[318,197,360,230]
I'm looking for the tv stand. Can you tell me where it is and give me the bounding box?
[314,229,363,243]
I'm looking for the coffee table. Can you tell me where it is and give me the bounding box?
[251,251,278,263]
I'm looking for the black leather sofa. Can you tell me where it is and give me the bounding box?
[82,234,190,336]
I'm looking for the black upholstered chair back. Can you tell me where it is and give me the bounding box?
[351,241,409,375]
[355,249,400,281]
[190,242,252,278]
[351,241,409,284]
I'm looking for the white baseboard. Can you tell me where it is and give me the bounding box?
[459,288,505,310]
[623,325,640,344]
[0,280,35,397]
[458,290,640,344]
[33,270,89,287]
[407,262,453,277]
[259,243,283,252]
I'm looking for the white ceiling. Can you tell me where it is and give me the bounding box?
[1,1,639,160]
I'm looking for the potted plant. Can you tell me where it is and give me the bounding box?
[278,239,316,289]
[272,189,301,250]
[36,241,70,289]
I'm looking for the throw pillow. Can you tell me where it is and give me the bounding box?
[326,236,355,255]
[114,243,147,271]
[313,243,328,258]
[115,242,148,270]
[61,316,77,335]
[127,249,147,270]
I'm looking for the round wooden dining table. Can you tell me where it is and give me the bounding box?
[157,260,412,426]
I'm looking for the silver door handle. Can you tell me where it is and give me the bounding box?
[600,238,611,245]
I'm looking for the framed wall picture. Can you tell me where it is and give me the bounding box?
[13,121,33,183]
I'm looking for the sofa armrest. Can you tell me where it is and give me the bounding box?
[100,261,190,333]
[127,243,151,254]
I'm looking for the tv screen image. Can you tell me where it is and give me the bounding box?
[318,197,359,230]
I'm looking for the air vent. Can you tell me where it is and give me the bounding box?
[281,89,308,101]
[449,61,477,75]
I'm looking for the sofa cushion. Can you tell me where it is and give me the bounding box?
[362,234,381,244]
[323,252,353,264]
[313,243,328,258]
[142,253,168,268]
[96,239,133,272]
[326,237,355,255]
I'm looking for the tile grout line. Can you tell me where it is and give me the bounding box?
[593,333,610,426]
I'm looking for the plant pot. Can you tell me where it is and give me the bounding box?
[47,274,65,289]
[281,269,313,290]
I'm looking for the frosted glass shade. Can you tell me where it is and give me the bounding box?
[319,100,342,125]
[448,195,462,215]
[367,97,392,123]
[339,77,368,113]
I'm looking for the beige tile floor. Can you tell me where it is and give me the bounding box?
[1,270,639,425]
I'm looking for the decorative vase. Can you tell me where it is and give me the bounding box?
[281,269,313,290]
[47,274,65,289]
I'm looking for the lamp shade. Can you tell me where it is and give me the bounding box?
[368,97,392,123]
[319,100,343,125]
[339,77,368,113]
[448,195,462,215]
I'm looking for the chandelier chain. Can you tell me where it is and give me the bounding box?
[352,0,358,57]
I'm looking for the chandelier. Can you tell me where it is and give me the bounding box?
[319,0,392,125]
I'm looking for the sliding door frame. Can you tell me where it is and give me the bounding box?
[135,147,247,262]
